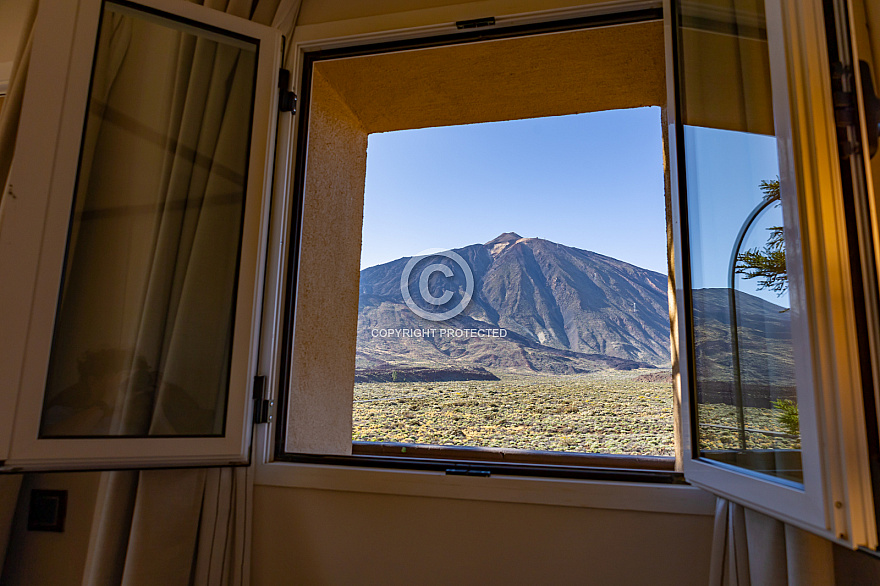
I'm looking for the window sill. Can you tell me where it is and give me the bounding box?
[254,458,717,516]
[352,441,675,470]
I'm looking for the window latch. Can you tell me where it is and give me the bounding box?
[278,68,297,114]
[445,467,491,477]
[253,375,274,424]
[455,16,495,30]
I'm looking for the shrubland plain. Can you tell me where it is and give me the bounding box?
[353,368,799,456]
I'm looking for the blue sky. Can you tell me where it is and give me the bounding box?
[360,107,788,307]
[361,107,668,273]
[683,126,789,307]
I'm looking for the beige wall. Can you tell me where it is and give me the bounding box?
[251,485,715,585]
[1,473,100,586]
[0,0,30,63]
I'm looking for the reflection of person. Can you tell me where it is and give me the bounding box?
[41,349,156,436]
[41,348,218,437]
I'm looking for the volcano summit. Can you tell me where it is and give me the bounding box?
[357,233,672,374]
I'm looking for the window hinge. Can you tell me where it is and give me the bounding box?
[455,16,495,30]
[832,62,862,159]
[253,375,274,424]
[833,89,858,127]
[278,68,296,114]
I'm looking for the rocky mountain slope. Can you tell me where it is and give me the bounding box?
[357,231,795,399]
[357,233,672,373]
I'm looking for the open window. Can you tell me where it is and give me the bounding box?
[274,9,686,480]
[0,0,282,470]
[669,0,879,547]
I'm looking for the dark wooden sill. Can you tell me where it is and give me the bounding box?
[352,441,675,471]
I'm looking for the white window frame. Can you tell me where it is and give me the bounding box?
[667,0,877,547]
[0,0,282,470]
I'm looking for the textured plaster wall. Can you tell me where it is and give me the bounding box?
[286,70,368,454]
[315,21,665,133]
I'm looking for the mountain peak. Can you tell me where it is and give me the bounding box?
[485,232,524,257]
[358,233,675,368]
[485,232,522,246]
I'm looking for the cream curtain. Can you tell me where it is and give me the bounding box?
[81,468,252,585]
[79,466,253,585]
[709,498,836,586]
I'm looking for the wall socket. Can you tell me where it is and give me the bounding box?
[26,489,67,532]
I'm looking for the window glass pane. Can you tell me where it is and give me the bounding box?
[39,1,258,437]
[678,0,802,483]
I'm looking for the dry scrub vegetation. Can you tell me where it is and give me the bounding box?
[698,403,800,451]
[353,369,800,456]
[353,369,675,456]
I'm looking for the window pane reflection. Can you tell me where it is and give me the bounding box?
[39,2,258,437]
[678,0,803,483]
